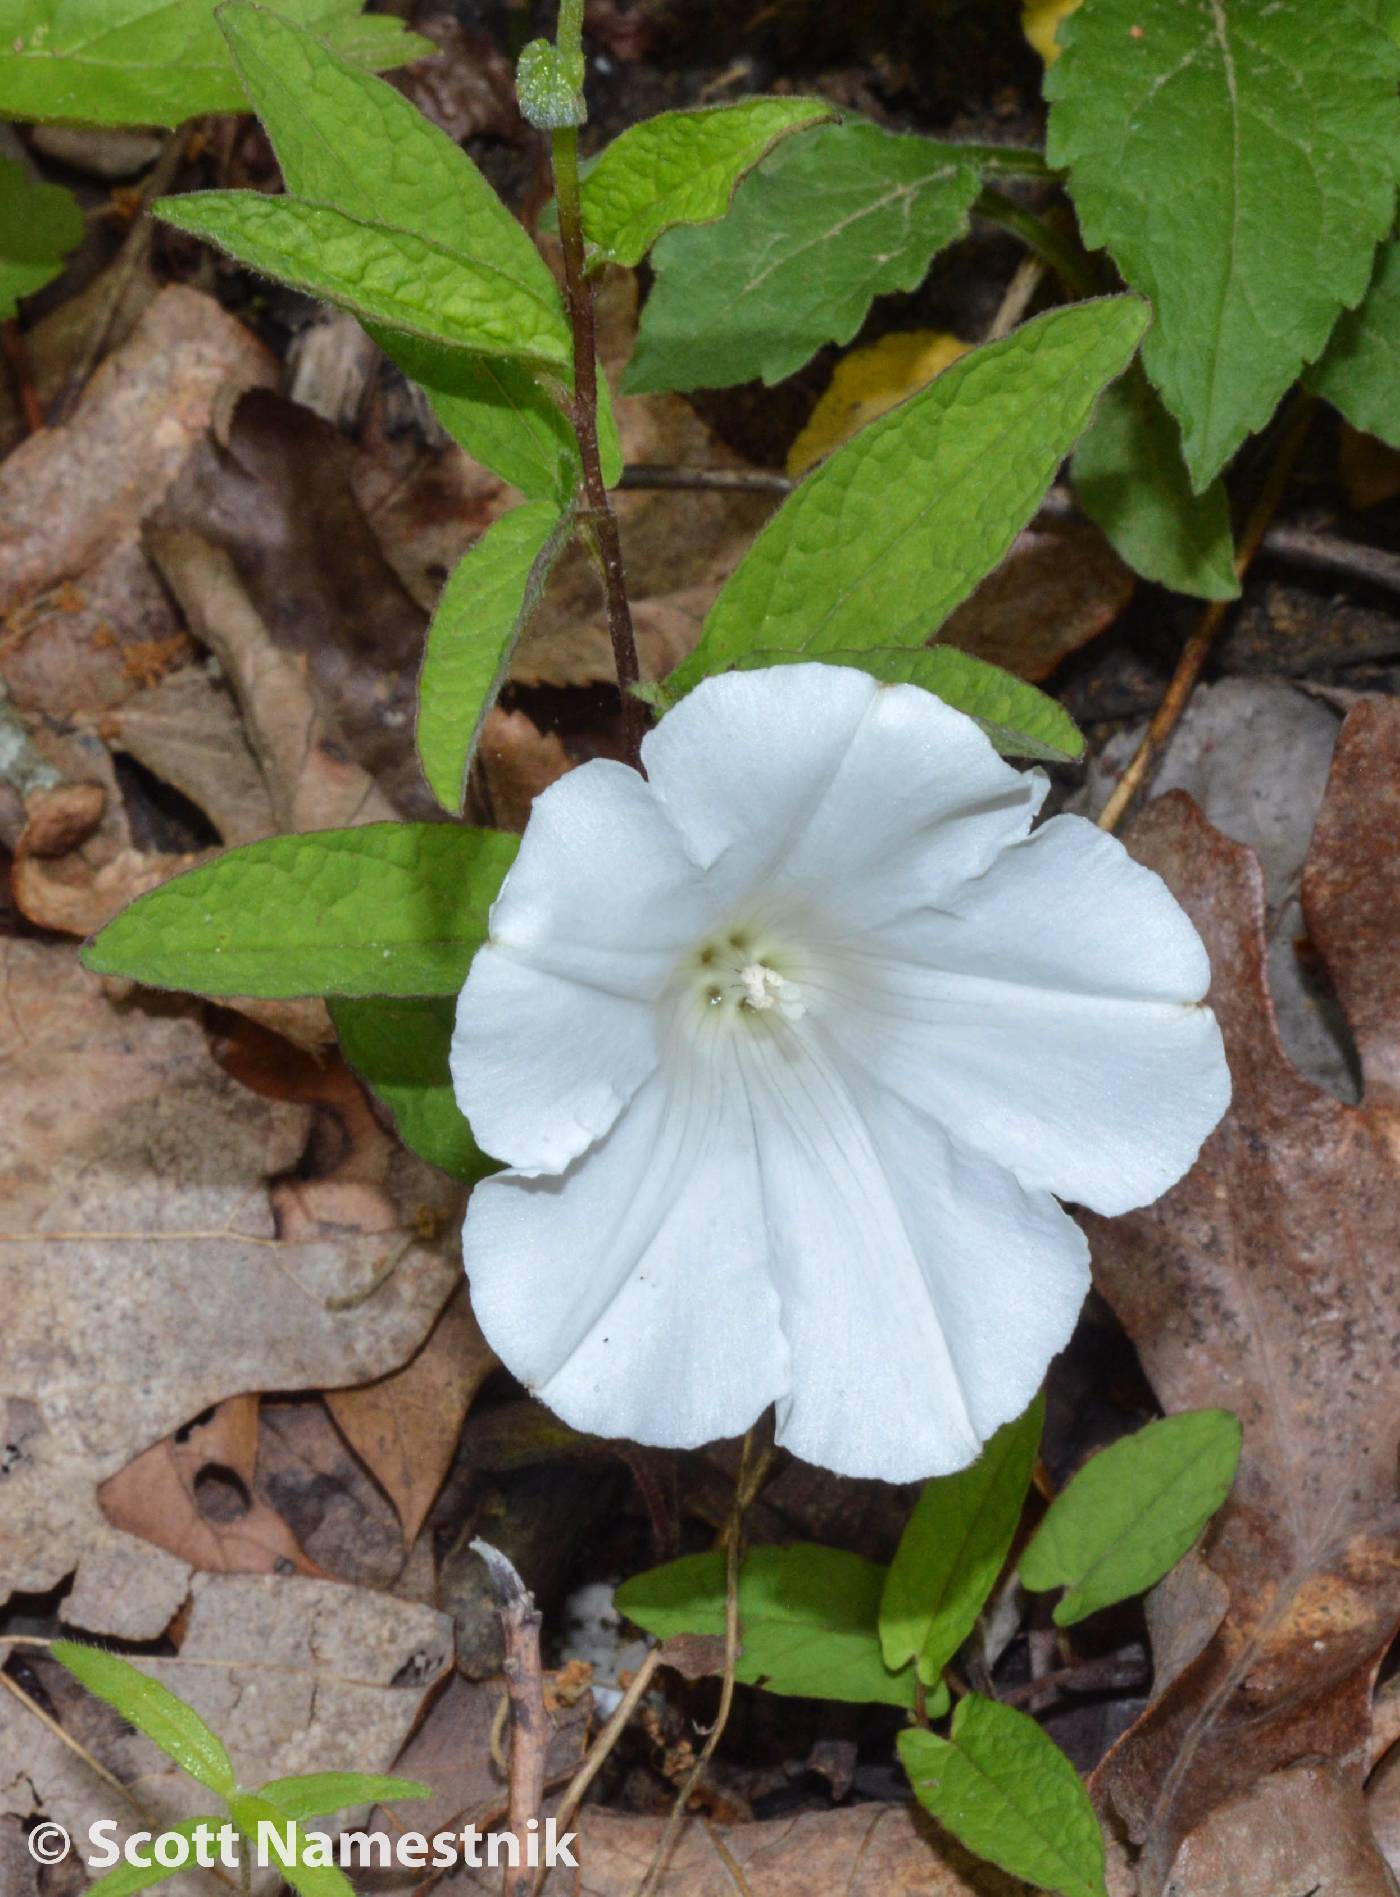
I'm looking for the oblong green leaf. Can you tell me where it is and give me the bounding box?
[625,121,983,393]
[1019,1410,1242,1626]
[1308,231,1400,450]
[156,193,570,368]
[617,1546,947,1710]
[1072,363,1238,602]
[418,501,570,814]
[84,1819,228,1896]
[668,297,1148,697]
[1047,0,1400,490]
[329,995,495,1182]
[82,823,518,999]
[257,1771,431,1822]
[581,98,832,267]
[725,648,1083,763]
[0,0,427,127]
[0,158,84,320]
[881,1397,1043,1685]
[228,1795,354,1897]
[900,1695,1107,1897]
[52,1643,234,1796]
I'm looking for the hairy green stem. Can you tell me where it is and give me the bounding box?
[974,187,1099,299]
[551,122,647,771]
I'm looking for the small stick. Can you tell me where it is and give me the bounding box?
[1097,394,1317,835]
[999,1651,1150,1707]
[473,1539,549,1897]
[545,1646,664,1865]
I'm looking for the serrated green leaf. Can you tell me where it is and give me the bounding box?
[726,649,1083,763]
[257,1772,431,1821]
[668,297,1147,698]
[1072,363,1238,601]
[211,5,589,494]
[900,1696,1107,1897]
[581,98,832,268]
[228,1795,354,1897]
[1020,1410,1241,1626]
[881,1397,1043,1686]
[617,1546,946,1710]
[0,0,426,127]
[329,995,494,1182]
[52,1644,234,1796]
[0,158,83,320]
[1047,0,1400,491]
[84,1819,228,1896]
[1308,232,1400,450]
[82,822,517,998]
[156,192,569,367]
[625,121,982,393]
[418,501,570,813]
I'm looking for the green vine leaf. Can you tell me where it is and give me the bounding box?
[1308,231,1400,450]
[580,97,833,267]
[83,1820,228,1896]
[900,1695,1107,1897]
[1047,0,1400,491]
[669,297,1147,697]
[418,501,572,814]
[0,0,426,127]
[625,121,983,393]
[228,1795,354,1897]
[1072,363,1238,601]
[257,1772,432,1822]
[0,157,83,319]
[881,1396,1044,1685]
[82,824,518,999]
[52,1644,235,1796]
[1019,1410,1242,1626]
[329,996,495,1183]
[617,1546,947,1711]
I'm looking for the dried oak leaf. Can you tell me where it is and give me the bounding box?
[1084,699,1400,1890]
[1,1574,452,1897]
[0,940,459,1637]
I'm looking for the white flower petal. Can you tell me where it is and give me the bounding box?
[823,816,1231,1217]
[642,665,1042,918]
[451,948,657,1173]
[738,1027,1082,1484]
[461,1058,788,1449]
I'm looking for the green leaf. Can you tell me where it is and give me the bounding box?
[0,158,83,320]
[156,191,570,368]
[616,1546,946,1710]
[668,297,1148,698]
[84,1819,228,1896]
[418,501,570,814]
[581,98,833,268]
[726,648,1083,764]
[257,1772,431,1821]
[211,5,583,491]
[1020,1410,1242,1626]
[625,121,982,393]
[0,0,426,127]
[1047,0,1400,490]
[51,1643,234,1796]
[900,1696,1107,1897]
[881,1397,1043,1686]
[1308,231,1400,450]
[228,1795,354,1897]
[82,822,517,999]
[1072,363,1238,601]
[329,995,494,1182]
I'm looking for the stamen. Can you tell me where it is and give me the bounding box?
[739,963,806,1019]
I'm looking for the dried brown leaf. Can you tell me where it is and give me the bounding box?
[940,516,1134,683]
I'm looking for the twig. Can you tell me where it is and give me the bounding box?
[999,1651,1150,1708]
[617,464,794,496]
[56,126,188,421]
[1097,394,1317,834]
[550,124,646,771]
[473,1540,549,1897]
[632,1419,775,1897]
[986,254,1046,344]
[544,1646,664,1871]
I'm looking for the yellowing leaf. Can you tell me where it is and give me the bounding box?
[1024,0,1082,65]
[786,330,970,478]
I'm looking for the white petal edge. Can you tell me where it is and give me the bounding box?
[461,1058,788,1450]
